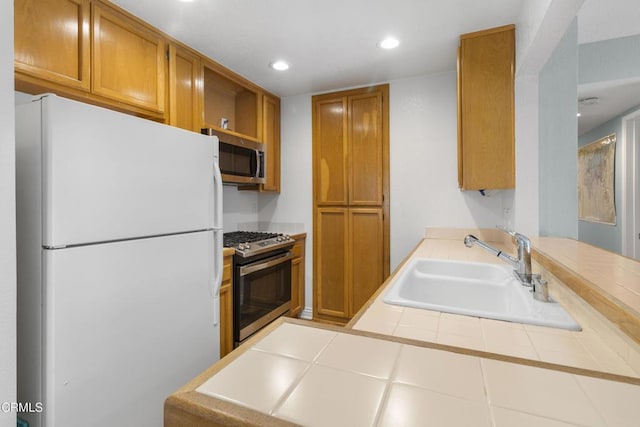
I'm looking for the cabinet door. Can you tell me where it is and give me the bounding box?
[219,255,233,357]
[92,3,166,113]
[168,44,203,132]
[313,97,348,206]
[15,0,90,91]
[262,94,281,192]
[290,258,302,317]
[349,208,384,316]
[314,208,349,319]
[458,25,515,190]
[348,92,384,205]
[289,237,306,317]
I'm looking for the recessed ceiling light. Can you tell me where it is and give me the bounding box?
[270,60,290,71]
[378,37,400,49]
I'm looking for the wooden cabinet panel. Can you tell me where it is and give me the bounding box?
[15,0,90,90]
[349,208,384,316]
[349,92,384,205]
[315,209,349,319]
[220,254,233,358]
[262,94,281,192]
[289,235,306,318]
[313,85,389,324]
[314,98,348,206]
[92,3,166,113]
[458,25,515,190]
[168,44,203,132]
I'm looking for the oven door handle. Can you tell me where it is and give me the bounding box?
[239,252,294,277]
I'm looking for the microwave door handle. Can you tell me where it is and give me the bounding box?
[239,253,293,277]
[254,149,261,179]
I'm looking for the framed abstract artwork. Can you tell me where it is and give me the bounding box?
[578,133,616,224]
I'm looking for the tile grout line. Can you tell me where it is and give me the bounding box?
[570,374,610,426]
[267,331,339,417]
[371,343,405,427]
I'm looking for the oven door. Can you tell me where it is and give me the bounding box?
[234,251,292,343]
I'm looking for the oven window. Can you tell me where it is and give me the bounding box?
[235,258,291,341]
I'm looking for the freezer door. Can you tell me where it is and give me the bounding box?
[39,231,218,427]
[39,95,215,247]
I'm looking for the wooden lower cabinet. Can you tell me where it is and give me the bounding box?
[314,208,383,324]
[219,252,234,358]
[289,234,306,318]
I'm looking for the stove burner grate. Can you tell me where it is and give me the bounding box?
[223,231,280,247]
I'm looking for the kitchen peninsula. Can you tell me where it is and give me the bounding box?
[165,229,640,426]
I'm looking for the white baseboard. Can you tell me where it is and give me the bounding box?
[299,307,313,320]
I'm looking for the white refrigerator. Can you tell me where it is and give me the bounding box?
[15,94,223,427]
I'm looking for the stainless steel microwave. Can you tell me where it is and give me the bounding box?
[202,128,265,185]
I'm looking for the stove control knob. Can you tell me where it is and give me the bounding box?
[284,234,291,241]
[244,243,251,249]
[238,243,245,250]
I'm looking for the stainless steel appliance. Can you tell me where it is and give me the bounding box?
[202,128,265,185]
[223,231,294,344]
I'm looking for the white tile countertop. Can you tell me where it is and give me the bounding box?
[351,229,640,378]
[165,228,640,426]
[166,319,640,426]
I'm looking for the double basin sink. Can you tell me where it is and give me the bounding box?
[384,258,581,331]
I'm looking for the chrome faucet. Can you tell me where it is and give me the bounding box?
[464,229,551,302]
[463,228,533,285]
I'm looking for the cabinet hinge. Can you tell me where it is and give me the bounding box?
[166,50,170,60]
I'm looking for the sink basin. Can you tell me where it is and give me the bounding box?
[384,258,581,331]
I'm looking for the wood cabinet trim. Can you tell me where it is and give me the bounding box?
[460,24,515,40]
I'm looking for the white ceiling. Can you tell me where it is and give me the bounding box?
[110,0,525,97]
[577,0,640,135]
[109,0,639,135]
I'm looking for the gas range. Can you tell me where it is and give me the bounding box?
[223,231,294,258]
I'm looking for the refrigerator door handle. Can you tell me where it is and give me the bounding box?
[212,159,224,326]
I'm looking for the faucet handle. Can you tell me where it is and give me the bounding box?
[532,275,550,302]
[497,225,529,245]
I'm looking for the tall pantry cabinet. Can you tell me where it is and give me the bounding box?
[312,85,390,324]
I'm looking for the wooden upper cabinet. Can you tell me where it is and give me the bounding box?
[203,63,259,139]
[314,97,348,206]
[262,94,281,192]
[349,92,384,205]
[168,44,203,132]
[92,3,166,113]
[15,0,91,91]
[458,24,515,191]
